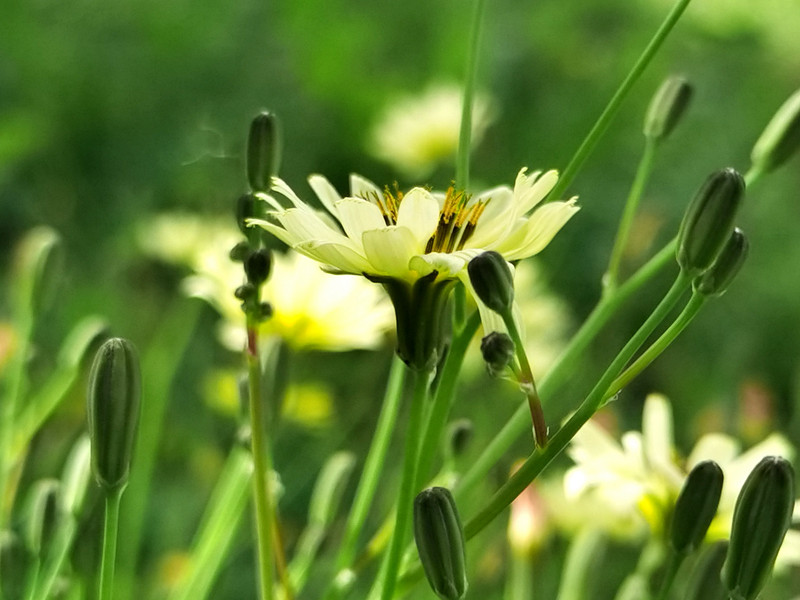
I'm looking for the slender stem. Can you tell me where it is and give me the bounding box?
[247,317,276,600]
[744,164,765,188]
[606,291,706,399]
[414,311,481,490]
[325,357,407,599]
[603,139,658,296]
[501,311,547,447]
[378,367,431,600]
[505,555,534,600]
[454,240,677,499]
[463,272,691,540]
[555,528,606,600]
[654,551,682,600]
[547,0,694,202]
[455,0,486,191]
[98,489,123,600]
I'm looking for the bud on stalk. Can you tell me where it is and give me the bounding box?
[751,88,800,173]
[644,75,693,141]
[693,228,749,297]
[669,460,723,555]
[467,251,514,315]
[247,111,281,193]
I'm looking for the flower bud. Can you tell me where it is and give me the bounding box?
[414,487,468,600]
[236,193,259,235]
[480,332,515,377]
[247,111,281,193]
[677,168,745,275]
[244,248,272,285]
[446,419,473,459]
[24,479,62,556]
[235,283,257,303]
[644,75,693,141]
[14,226,63,315]
[229,241,252,262]
[684,541,728,600]
[87,338,142,493]
[669,460,723,555]
[693,228,749,297]
[722,456,795,600]
[467,251,514,315]
[751,88,800,173]
[61,435,92,517]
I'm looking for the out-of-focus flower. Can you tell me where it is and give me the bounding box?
[138,214,393,352]
[367,84,495,178]
[559,394,800,565]
[508,464,551,558]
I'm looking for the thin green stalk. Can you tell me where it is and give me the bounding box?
[99,490,123,600]
[324,357,407,600]
[33,519,78,600]
[555,528,606,600]
[454,240,677,499]
[414,311,481,490]
[247,317,276,600]
[377,368,431,600]
[603,139,658,295]
[169,446,252,600]
[655,551,682,600]
[455,0,486,191]
[463,272,691,540]
[547,0,694,202]
[606,291,706,399]
[505,555,534,600]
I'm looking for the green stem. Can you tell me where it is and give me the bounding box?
[247,318,276,600]
[655,551,682,600]
[505,555,534,600]
[463,272,691,540]
[454,240,677,499]
[99,490,123,600]
[603,139,659,296]
[455,0,486,191]
[33,519,78,600]
[378,368,431,600]
[324,357,407,600]
[555,528,607,600]
[606,291,706,400]
[547,0,694,202]
[415,312,481,490]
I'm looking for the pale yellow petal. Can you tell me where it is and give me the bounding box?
[277,208,351,246]
[308,174,343,216]
[396,187,439,245]
[349,173,382,201]
[299,240,372,274]
[361,226,418,278]
[515,169,558,214]
[334,199,386,248]
[498,199,579,259]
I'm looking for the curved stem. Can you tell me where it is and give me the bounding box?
[605,291,706,400]
[547,0,694,202]
[654,551,682,600]
[463,272,691,540]
[378,367,431,600]
[603,139,658,296]
[99,489,123,600]
[455,0,486,191]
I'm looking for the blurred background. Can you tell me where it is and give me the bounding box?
[2,0,800,597]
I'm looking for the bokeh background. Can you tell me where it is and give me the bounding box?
[3,0,800,597]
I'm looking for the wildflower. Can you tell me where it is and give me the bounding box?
[368,84,494,177]
[561,394,800,565]
[250,169,578,368]
[138,214,393,352]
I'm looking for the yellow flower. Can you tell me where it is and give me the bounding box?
[367,83,495,177]
[138,214,393,352]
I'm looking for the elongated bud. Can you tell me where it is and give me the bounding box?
[670,460,723,554]
[693,228,749,297]
[467,251,514,314]
[446,419,473,459]
[236,193,259,235]
[414,487,468,600]
[15,226,63,315]
[87,338,142,493]
[480,332,515,377]
[684,541,729,600]
[722,456,795,600]
[644,75,693,141]
[751,88,800,173]
[24,479,62,556]
[244,248,272,285]
[247,111,281,193]
[61,435,92,517]
[677,168,745,275]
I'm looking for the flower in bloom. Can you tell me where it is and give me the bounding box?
[560,394,800,565]
[138,214,393,352]
[367,83,495,178]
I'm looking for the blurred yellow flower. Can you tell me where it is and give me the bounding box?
[138,214,393,352]
[367,83,495,177]
[560,394,800,564]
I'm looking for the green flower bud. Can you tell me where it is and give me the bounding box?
[14,226,64,315]
[480,332,515,376]
[245,248,272,285]
[670,460,723,555]
[446,419,473,459]
[644,75,693,141]
[677,168,745,276]
[24,479,62,556]
[0,531,27,600]
[236,193,259,235]
[257,301,273,321]
[684,541,729,600]
[229,241,252,262]
[87,338,142,493]
[235,283,257,302]
[61,435,92,517]
[722,456,795,600]
[751,88,800,173]
[693,228,749,297]
[467,251,514,315]
[247,111,281,193]
[413,487,468,600]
